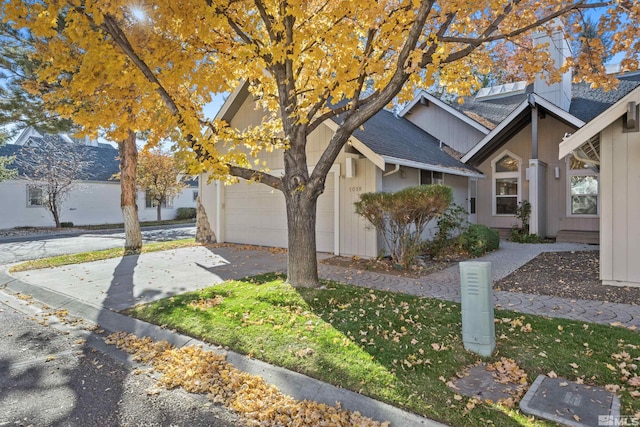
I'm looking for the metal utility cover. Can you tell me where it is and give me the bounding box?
[520,375,620,427]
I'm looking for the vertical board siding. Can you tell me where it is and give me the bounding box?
[600,125,614,281]
[626,126,640,283]
[404,103,486,154]
[611,118,628,282]
[340,157,378,258]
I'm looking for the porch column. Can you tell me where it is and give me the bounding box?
[528,160,547,236]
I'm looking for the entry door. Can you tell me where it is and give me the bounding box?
[468,178,478,224]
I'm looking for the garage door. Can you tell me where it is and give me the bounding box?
[224,173,335,253]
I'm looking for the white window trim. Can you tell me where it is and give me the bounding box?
[144,192,174,209]
[419,170,445,186]
[26,185,44,208]
[566,157,599,218]
[491,149,522,217]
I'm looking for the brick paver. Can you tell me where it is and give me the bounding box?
[318,241,640,330]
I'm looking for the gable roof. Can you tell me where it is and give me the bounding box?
[559,83,640,159]
[215,81,482,178]
[1,134,120,182]
[331,108,481,177]
[458,72,640,164]
[461,94,586,164]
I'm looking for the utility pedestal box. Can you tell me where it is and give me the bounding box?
[459,261,495,357]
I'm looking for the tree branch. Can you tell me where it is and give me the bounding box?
[227,165,283,190]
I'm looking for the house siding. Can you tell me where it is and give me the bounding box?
[404,103,486,154]
[209,93,380,257]
[0,180,197,228]
[475,116,598,237]
[600,117,640,285]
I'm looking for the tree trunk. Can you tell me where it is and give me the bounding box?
[195,196,215,244]
[51,203,61,228]
[119,131,142,255]
[156,200,162,221]
[285,191,320,288]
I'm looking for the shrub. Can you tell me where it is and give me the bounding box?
[459,224,499,257]
[514,200,531,234]
[175,207,197,220]
[60,222,74,228]
[510,200,549,243]
[427,203,469,258]
[355,185,452,268]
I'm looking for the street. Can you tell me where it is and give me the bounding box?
[0,291,241,427]
[0,225,196,265]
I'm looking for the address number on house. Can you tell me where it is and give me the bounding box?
[349,186,362,193]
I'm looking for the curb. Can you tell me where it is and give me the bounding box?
[0,269,447,427]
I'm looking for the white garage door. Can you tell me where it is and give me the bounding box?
[225,173,335,253]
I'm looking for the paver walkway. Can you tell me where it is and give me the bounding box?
[318,241,640,329]
[6,240,639,329]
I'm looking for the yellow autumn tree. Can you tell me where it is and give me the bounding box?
[137,149,187,221]
[4,0,639,287]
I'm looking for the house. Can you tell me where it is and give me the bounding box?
[200,83,482,258]
[200,27,640,260]
[558,84,640,287]
[0,128,198,228]
[400,29,640,244]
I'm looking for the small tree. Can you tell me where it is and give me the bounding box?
[355,185,452,268]
[0,140,17,182]
[136,150,187,221]
[18,137,93,227]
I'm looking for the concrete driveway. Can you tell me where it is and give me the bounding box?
[0,225,195,265]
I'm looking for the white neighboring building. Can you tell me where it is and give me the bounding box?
[0,128,198,229]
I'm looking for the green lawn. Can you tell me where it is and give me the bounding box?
[127,273,640,426]
[10,239,198,272]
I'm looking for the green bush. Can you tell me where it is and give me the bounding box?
[175,207,197,220]
[427,203,469,258]
[60,222,74,228]
[459,224,499,257]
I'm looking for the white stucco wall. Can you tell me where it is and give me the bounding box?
[0,179,198,228]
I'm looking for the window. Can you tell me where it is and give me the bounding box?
[567,156,598,216]
[492,151,520,215]
[145,192,173,209]
[192,190,199,202]
[420,170,444,185]
[27,185,44,207]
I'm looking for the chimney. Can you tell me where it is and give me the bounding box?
[532,20,572,112]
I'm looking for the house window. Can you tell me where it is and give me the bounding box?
[193,190,199,202]
[145,192,173,209]
[492,151,521,215]
[567,156,598,216]
[420,170,444,185]
[27,185,44,207]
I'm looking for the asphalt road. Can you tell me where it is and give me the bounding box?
[0,292,241,427]
[0,225,196,265]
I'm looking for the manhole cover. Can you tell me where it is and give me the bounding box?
[520,375,620,427]
[452,364,523,402]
